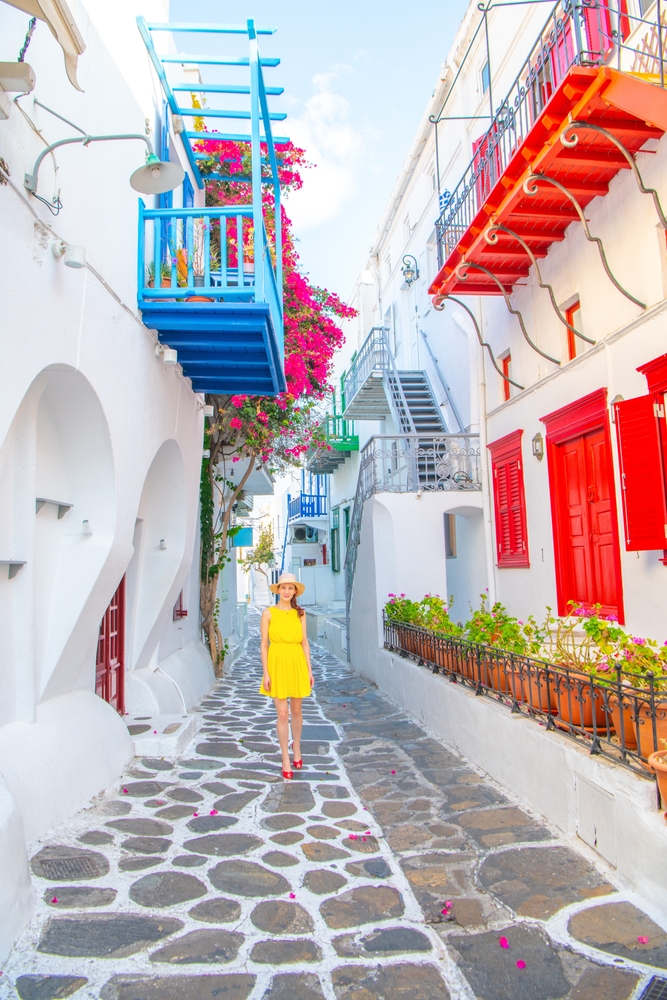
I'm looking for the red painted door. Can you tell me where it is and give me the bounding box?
[96,577,125,714]
[553,429,619,617]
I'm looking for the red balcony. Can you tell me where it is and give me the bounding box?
[430,2,667,300]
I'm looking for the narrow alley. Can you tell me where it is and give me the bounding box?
[3,614,664,1000]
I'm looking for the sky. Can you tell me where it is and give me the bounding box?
[170,0,471,301]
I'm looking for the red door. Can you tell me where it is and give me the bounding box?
[96,577,125,714]
[552,429,621,618]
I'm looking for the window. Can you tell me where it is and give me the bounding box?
[565,298,583,361]
[444,513,457,558]
[173,590,188,621]
[331,507,341,572]
[615,394,667,550]
[481,59,490,94]
[487,430,529,567]
[500,352,512,402]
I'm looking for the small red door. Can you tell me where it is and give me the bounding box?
[552,429,621,618]
[96,577,125,714]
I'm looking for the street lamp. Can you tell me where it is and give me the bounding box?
[401,254,419,286]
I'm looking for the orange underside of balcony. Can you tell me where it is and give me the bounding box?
[429,67,667,298]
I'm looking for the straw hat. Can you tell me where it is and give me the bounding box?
[269,572,305,596]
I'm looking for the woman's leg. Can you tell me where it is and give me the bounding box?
[275,698,291,770]
[290,698,303,761]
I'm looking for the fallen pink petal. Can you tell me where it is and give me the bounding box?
[210,809,218,815]
[51,897,58,904]
[391,770,396,774]
[122,788,128,794]
[193,812,198,817]
[289,892,296,899]
[638,936,649,944]
[499,937,509,949]
[516,960,526,969]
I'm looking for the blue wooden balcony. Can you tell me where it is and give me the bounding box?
[137,18,286,395]
[138,204,284,394]
[288,494,329,520]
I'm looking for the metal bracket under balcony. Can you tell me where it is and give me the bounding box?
[342,327,391,421]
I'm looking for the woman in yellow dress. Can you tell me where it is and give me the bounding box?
[260,573,314,779]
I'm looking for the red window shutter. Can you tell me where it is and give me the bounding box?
[614,395,667,550]
[488,430,530,567]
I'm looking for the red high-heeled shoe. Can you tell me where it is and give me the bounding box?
[282,768,293,780]
[293,758,303,770]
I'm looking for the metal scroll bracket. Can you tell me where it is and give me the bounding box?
[484,224,596,346]
[455,260,561,366]
[562,120,667,230]
[433,293,525,390]
[523,171,647,310]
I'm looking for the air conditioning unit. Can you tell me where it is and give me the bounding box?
[293,525,318,542]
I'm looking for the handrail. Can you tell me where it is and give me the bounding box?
[344,433,482,627]
[342,327,391,406]
[434,0,664,270]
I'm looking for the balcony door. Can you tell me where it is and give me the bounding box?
[96,577,125,714]
[542,389,624,622]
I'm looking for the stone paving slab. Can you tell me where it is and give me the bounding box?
[2,612,665,999]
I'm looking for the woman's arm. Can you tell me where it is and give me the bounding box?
[260,608,271,691]
[301,620,314,686]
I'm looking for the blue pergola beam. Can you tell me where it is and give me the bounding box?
[161,55,280,67]
[177,108,287,121]
[173,83,284,95]
[189,133,290,144]
[136,16,205,189]
[147,22,276,35]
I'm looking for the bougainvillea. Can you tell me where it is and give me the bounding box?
[194,124,354,667]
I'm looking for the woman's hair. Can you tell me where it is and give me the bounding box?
[290,593,305,618]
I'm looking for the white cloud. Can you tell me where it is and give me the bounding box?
[283,66,363,231]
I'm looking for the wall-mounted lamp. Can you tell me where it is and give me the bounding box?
[155,344,178,365]
[202,404,215,418]
[531,433,544,460]
[82,519,93,535]
[610,394,624,423]
[159,538,167,550]
[202,449,211,458]
[53,240,86,268]
[24,132,184,207]
[401,254,419,286]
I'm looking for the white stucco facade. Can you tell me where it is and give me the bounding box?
[0,0,218,957]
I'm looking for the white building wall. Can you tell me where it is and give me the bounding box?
[0,0,216,958]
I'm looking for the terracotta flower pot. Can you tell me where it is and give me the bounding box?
[186,274,214,303]
[479,655,510,693]
[648,750,667,808]
[553,671,608,731]
[634,698,667,759]
[507,664,554,712]
[608,693,638,751]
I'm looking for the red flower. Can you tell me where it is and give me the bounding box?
[230,417,243,430]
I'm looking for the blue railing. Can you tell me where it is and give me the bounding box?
[137,203,283,352]
[288,493,329,519]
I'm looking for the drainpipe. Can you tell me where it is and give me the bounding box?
[452,306,497,604]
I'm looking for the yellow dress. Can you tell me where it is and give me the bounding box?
[259,606,311,699]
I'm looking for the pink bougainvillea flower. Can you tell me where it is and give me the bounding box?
[210,809,219,816]
[638,936,649,944]
[51,896,58,904]
[365,831,371,835]
[122,788,128,794]
[229,416,243,430]
[499,937,509,949]
[362,836,367,842]
[193,811,199,817]
[516,960,526,969]
[289,892,296,899]
[391,770,396,775]
[232,456,240,463]
[155,800,165,805]
[349,834,358,840]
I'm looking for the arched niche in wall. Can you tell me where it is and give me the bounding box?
[0,367,115,723]
[125,439,187,672]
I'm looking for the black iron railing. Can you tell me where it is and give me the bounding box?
[435,0,667,268]
[384,614,667,781]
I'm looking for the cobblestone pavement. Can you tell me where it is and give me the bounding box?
[3,613,667,999]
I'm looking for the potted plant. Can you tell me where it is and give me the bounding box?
[464,595,530,693]
[648,743,667,808]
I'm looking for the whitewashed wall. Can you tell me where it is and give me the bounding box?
[0,0,214,958]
